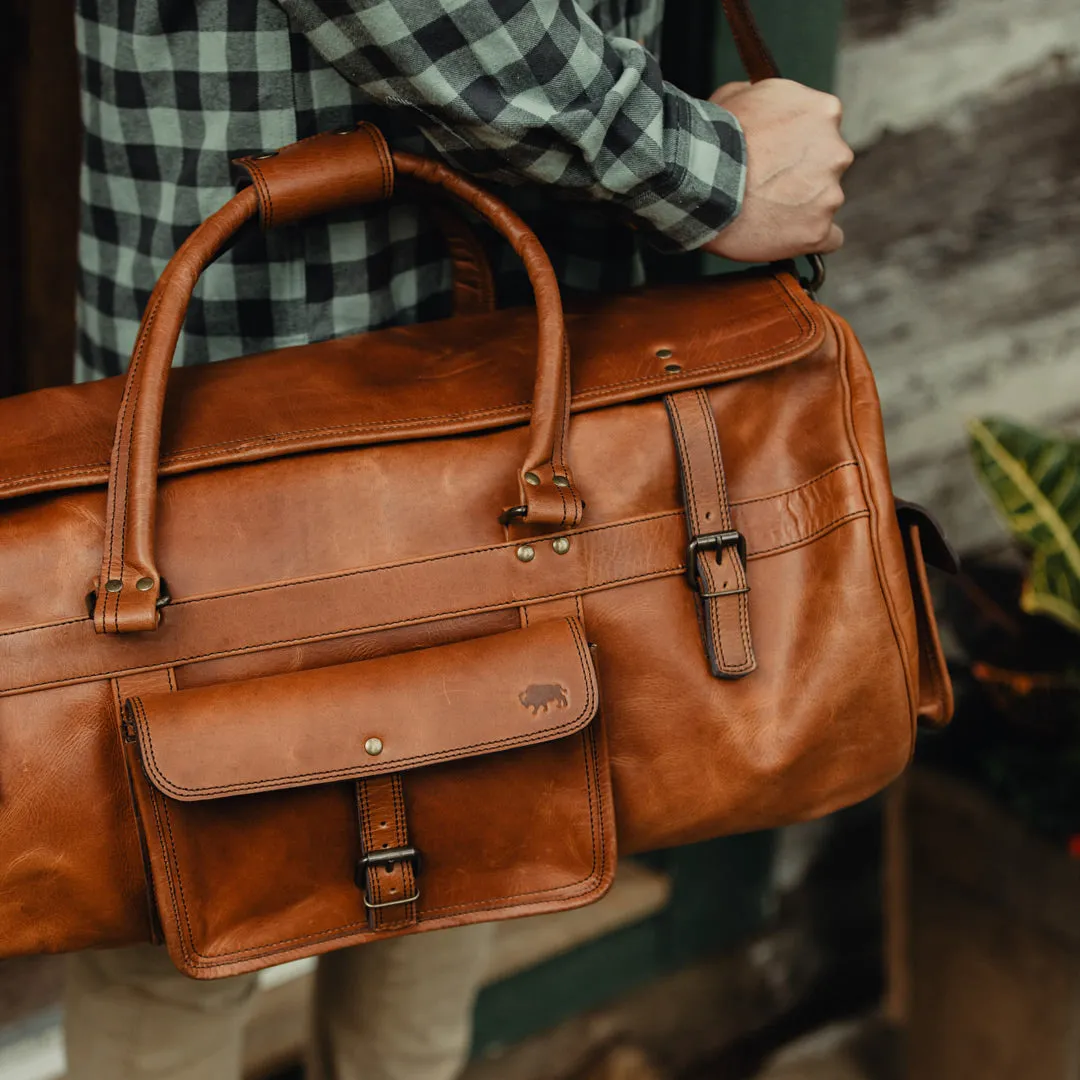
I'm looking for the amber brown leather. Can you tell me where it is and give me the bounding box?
[234,122,394,228]
[355,773,418,932]
[236,124,495,317]
[90,145,584,636]
[666,389,756,678]
[0,117,953,973]
[128,616,597,799]
[120,619,611,978]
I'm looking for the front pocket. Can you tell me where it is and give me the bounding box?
[123,617,615,978]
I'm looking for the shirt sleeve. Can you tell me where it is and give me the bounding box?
[273,0,746,251]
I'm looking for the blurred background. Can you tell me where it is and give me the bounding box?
[2,1,1079,1078]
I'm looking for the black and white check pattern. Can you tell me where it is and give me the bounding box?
[75,0,746,380]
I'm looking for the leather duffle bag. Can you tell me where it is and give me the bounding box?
[0,40,954,981]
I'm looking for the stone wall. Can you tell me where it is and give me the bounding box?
[831,0,1080,551]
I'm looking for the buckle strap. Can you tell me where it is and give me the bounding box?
[354,773,419,931]
[665,389,756,679]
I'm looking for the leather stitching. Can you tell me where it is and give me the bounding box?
[146,716,604,967]
[132,617,595,797]
[100,289,163,633]
[1,514,871,694]
[0,477,864,653]
[694,389,754,673]
[0,277,818,495]
[831,314,919,758]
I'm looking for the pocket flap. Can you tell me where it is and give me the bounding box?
[128,617,597,801]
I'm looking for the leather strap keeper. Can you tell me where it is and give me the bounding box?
[234,121,394,230]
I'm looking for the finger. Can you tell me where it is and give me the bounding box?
[709,81,751,105]
[817,223,845,254]
[834,141,855,174]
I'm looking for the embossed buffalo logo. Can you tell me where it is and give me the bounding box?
[519,684,569,715]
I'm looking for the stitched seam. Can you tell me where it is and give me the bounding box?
[831,313,918,755]
[2,497,865,687]
[135,618,594,797]
[244,159,273,229]
[688,391,735,670]
[386,774,416,927]
[668,395,725,671]
[141,716,193,966]
[99,291,162,631]
[1,509,680,637]
[735,461,857,506]
[2,507,864,692]
[161,714,602,965]
[418,722,601,917]
[0,565,681,686]
[695,389,753,672]
[0,278,817,494]
[173,514,677,606]
[364,122,393,200]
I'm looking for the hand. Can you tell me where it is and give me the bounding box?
[702,79,853,262]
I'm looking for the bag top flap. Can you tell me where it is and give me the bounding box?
[128,617,596,802]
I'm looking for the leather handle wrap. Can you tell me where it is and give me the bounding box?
[93,135,581,634]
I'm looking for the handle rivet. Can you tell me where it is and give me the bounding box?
[365,737,383,756]
[553,475,570,488]
[552,537,571,555]
[656,348,674,359]
[516,545,536,563]
[524,471,541,487]
[135,577,155,592]
[104,579,123,594]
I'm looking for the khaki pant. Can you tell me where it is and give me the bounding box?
[65,924,495,1080]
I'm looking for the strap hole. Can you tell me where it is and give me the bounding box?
[705,511,712,521]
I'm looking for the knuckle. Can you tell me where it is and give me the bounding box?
[821,93,843,121]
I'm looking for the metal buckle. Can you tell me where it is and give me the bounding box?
[356,847,421,910]
[686,531,748,597]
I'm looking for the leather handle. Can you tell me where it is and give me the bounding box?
[93,127,582,634]
[721,0,781,82]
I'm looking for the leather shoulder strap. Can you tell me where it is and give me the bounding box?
[721,0,781,82]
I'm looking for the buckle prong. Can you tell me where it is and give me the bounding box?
[356,846,421,911]
[686,530,747,595]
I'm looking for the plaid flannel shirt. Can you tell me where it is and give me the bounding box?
[75,0,746,380]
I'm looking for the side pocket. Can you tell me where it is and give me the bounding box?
[896,500,957,729]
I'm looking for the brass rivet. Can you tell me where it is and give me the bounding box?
[553,475,570,488]
[524,471,541,487]
[516,545,536,563]
[104,579,123,593]
[254,151,278,160]
[664,362,682,374]
[656,348,674,359]
[552,537,571,555]
[135,577,155,592]
[365,737,383,756]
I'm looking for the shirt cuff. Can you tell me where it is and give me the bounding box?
[627,92,747,253]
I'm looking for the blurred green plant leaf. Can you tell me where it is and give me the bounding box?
[968,417,1080,634]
